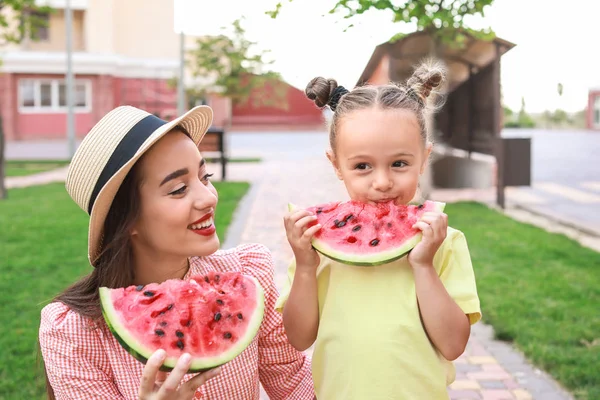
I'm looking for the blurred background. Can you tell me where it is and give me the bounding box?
[0,1,598,399]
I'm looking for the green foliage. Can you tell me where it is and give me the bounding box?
[187,18,288,109]
[266,0,496,46]
[0,0,53,45]
[504,97,535,128]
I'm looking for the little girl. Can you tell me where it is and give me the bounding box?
[276,61,481,399]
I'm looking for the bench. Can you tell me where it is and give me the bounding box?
[198,127,227,180]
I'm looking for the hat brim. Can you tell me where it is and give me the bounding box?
[87,105,213,265]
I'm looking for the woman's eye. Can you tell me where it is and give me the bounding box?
[355,163,369,170]
[392,161,407,168]
[169,185,187,195]
[202,173,214,182]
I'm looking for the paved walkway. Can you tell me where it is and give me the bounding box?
[7,160,580,400]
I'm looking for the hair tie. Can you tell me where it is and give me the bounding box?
[328,86,349,111]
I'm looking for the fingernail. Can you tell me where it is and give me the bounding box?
[153,349,166,361]
[181,353,191,364]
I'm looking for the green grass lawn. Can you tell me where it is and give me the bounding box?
[0,181,249,399]
[5,160,70,177]
[446,202,599,400]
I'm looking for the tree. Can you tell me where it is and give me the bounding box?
[185,18,287,113]
[267,0,496,46]
[0,0,53,199]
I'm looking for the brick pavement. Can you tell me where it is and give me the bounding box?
[7,160,576,400]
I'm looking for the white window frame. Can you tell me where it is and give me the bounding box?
[18,79,92,113]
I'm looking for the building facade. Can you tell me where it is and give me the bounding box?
[0,0,182,141]
[586,90,600,130]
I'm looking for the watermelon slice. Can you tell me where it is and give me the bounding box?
[99,271,264,372]
[289,200,446,266]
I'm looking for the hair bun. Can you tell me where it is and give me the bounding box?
[305,77,348,111]
[406,61,446,103]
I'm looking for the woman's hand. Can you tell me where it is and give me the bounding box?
[408,211,448,269]
[283,209,321,272]
[139,349,221,400]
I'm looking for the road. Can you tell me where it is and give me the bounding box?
[501,128,600,235]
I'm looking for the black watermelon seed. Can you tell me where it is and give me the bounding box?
[334,219,339,225]
[216,299,224,305]
[345,214,354,221]
[185,320,192,327]
[204,276,209,283]
[215,275,221,283]
[352,225,361,232]
[155,329,165,337]
[135,285,144,291]
[176,340,184,350]
[237,313,243,320]
[160,321,168,327]
[167,304,173,311]
[417,204,424,209]
[214,312,222,321]
[370,239,380,246]
[176,330,184,338]
[143,291,155,297]
[336,220,347,228]
[316,208,323,214]
[224,332,232,339]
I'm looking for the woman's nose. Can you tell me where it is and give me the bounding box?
[192,181,218,210]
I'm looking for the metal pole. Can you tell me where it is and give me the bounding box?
[177,30,185,115]
[65,0,75,157]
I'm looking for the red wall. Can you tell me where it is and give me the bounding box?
[1,73,177,140]
[231,79,324,130]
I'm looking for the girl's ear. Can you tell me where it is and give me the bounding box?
[326,150,343,180]
[421,141,433,175]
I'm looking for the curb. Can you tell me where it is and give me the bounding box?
[222,179,262,249]
[511,202,600,238]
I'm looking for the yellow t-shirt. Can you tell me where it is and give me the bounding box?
[275,227,481,400]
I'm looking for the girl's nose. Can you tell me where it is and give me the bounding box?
[372,170,393,191]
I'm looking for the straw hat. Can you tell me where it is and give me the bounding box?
[65,105,213,265]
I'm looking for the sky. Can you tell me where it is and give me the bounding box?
[176,0,599,114]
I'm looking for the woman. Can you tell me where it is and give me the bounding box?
[39,105,314,399]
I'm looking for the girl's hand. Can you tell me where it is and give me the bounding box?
[283,209,321,272]
[139,349,221,400]
[408,211,448,269]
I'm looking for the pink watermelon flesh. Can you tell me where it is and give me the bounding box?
[290,200,445,266]
[99,271,265,372]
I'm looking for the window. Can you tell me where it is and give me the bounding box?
[19,79,91,112]
[29,12,50,41]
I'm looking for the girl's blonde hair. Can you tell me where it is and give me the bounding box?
[305,60,446,152]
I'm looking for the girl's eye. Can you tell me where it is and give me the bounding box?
[169,185,187,195]
[202,173,214,182]
[355,163,369,170]
[392,161,407,168]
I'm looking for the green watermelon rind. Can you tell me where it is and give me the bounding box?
[288,201,446,267]
[99,275,265,373]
